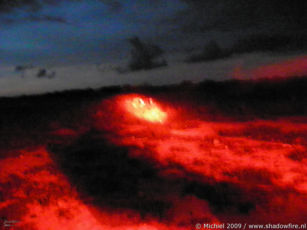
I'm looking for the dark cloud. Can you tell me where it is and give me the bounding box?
[0,14,68,25]
[1,0,305,65]
[0,0,42,12]
[0,0,121,26]
[177,0,307,33]
[99,0,122,12]
[0,16,14,24]
[0,0,123,13]
[28,15,68,23]
[1,0,305,33]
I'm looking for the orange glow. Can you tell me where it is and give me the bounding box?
[124,96,167,123]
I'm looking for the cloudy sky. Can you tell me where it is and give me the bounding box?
[0,0,306,95]
[1,0,187,65]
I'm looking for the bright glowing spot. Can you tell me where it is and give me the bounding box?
[125,96,167,123]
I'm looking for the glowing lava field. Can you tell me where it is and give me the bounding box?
[0,78,307,229]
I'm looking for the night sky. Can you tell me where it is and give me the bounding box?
[0,0,306,95]
[1,0,186,64]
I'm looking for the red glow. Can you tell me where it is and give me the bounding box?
[94,94,307,224]
[1,93,307,229]
[95,95,307,195]
[124,95,167,123]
